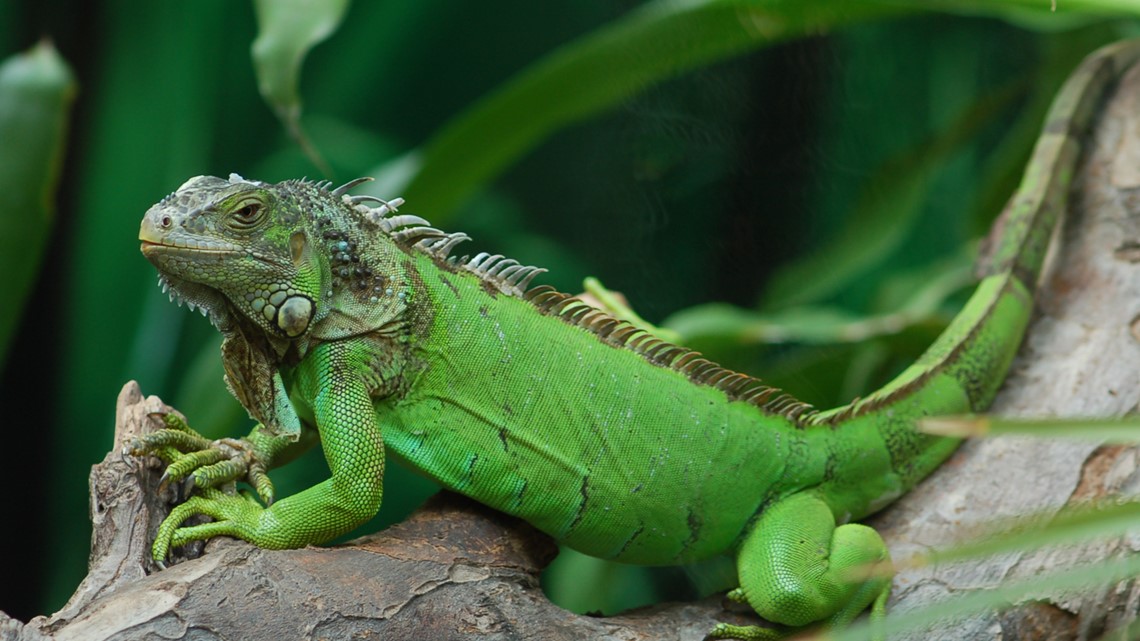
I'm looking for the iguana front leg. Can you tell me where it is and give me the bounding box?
[709,492,891,640]
[134,341,386,560]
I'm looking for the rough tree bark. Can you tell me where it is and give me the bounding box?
[4,49,1140,641]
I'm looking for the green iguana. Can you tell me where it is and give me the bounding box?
[131,40,1140,640]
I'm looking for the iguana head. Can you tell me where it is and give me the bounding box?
[140,174,413,344]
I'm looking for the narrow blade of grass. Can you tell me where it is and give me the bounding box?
[822,551,1140,641]
[921,414,1140,443]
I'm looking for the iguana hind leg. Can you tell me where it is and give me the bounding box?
[709,492,891,640]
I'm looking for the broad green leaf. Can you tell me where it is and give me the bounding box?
[925,0,1140,30]
[251,0,350,174]
[368,0,911,220]
[0,42,75,363]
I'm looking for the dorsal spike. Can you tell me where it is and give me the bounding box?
[524,285,557,302]
[673,352,701,368]
[354,196,405,217]
[466,253,497,270]
[352,196,405,221]
[515,268,545,290]
[563,305,593,324]
[747,388,778,405]
[478,255,505,272]
[384,214,431,230]
[487,258,520,277]
[592,318,620,338]
[607,326,638,345]
[435,233,470,257]
[392,227,446,245]
[784,403,813,420]
[331,176,373,196]
[551,298,584,315]
[465,252,490,268]
[497,264,524,281]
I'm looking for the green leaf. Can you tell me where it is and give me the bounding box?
[916,499,1140,568]
[369,0,1140,224]
[924,0,1140,31]
[368,0,911,221]
[664,249,972,345]
[251,0,350,174]
[0,41,75,363]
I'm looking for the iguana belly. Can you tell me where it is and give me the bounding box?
[383,370,800,563]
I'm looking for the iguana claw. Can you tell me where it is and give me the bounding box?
[129,412,277,508]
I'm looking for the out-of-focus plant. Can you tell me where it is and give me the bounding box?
[0,41,74,363]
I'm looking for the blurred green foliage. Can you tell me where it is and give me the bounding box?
[1,0,1138,624]
[0,41,73,363]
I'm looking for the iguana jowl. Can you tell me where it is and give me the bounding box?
[132,41,1140,639]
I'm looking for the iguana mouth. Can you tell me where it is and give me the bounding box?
[140,241,294,277]
[140,239,242,256]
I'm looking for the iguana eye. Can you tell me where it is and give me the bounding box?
[229,201,264,229]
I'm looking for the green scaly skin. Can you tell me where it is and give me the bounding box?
[131,41,1140,639]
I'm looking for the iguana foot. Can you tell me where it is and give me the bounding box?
[152,487,269,563]
[128,412,276,505]
[703,587,888,640]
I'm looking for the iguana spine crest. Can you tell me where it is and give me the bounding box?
[338,187,813,422]
[320,177,820,423]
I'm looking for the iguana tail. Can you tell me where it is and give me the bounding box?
[978,39,1140,289]
[816,40,1140,433]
